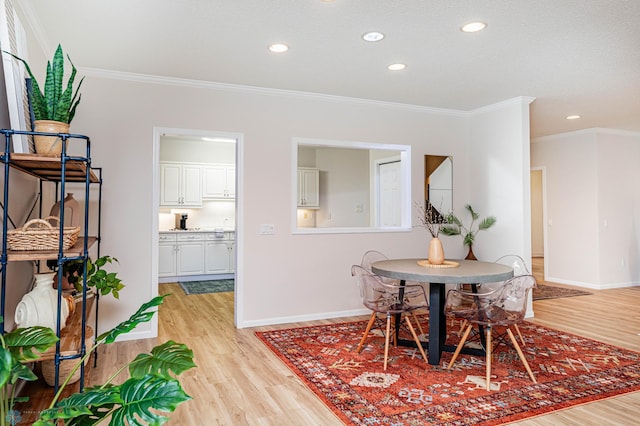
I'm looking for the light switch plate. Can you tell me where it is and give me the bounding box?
[260,224,275,235]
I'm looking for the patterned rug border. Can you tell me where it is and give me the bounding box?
[255,318,640,426]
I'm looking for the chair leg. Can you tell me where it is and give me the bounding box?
[506,328,537,383]
[458,319,469,337]
[384,314,392,370]
[485,327,492,391]
[404,316,428,365]
[514,324,525,346]
[356,312,377,353]
[410,311,425,336]
[448,324,473,369]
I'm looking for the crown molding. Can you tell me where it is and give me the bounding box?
[81,67,470,117]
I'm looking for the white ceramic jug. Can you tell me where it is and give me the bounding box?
[15,272,70,330]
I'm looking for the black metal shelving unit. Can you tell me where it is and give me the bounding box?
[0,128,102,392]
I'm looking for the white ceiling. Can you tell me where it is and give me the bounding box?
[19,0,640,138]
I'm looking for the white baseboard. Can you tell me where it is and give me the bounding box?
[238,308,370,329]
[544,276,639,290]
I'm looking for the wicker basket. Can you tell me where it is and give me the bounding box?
[7,216,79,251]
[41,326,93,387]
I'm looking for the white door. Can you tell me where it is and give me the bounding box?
[378,161,401,226]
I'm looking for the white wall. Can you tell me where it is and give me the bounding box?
[531,128,640,288]
[13,24,534,334]
[465,98,534,264]
[530,170,544,257]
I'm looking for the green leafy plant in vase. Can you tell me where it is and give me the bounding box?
[0,295,195,425]
[440,204,496,260]
[2,44,84,154]
[59,256,125,299]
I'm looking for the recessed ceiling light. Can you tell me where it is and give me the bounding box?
[362,31,385,42]
[388,63,406,71]
[461,22,487,33]
[268,43,289,53]
[566,115,581,120]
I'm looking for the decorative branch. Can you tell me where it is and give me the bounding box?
[414,200,448,238]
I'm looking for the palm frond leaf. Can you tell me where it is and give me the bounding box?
[478,216,497,230]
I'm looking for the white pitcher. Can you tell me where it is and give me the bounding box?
[15,272,70,330]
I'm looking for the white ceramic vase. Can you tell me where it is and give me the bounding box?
[15,272,70,330]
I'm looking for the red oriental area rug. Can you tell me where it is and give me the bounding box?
[256,316,640,425]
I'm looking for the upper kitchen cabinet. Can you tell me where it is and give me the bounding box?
[160,162,202,207]
[297,167,319,208]
[202,164,235,199]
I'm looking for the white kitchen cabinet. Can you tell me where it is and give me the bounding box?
[158,234,177,277]
[176,233,205,275]
[202,164,235,199]
[297,167,319,208]
[159,231,234,278]
[205,232,235,274]
[160,162,202,207]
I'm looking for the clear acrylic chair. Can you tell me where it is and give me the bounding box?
[444,274,537,390]
[456,254,530,344]
[360,250,427,335]
[351,265,428,370]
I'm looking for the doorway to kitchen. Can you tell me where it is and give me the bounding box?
[152,127,242,326]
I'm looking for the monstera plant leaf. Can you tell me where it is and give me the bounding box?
[129,340,196,379]
[98,295,168,344]
[34,386,119,425]
[3,326,58,362]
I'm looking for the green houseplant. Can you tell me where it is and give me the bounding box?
[3,44,84,154]
[440,204,496,260]
[58,256,125,299]
[1,295,195,426]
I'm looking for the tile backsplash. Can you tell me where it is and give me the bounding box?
[159,200,235,230]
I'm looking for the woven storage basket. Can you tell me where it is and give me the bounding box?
[41,326,93,387]
[7,216,79,251]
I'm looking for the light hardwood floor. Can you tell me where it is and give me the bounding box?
[89,263,640,425]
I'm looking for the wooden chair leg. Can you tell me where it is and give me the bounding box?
[458,319,469,337]
[404,316,428,365]
[410,311,425,336]
[507,328,537,383]
[384,314,392,370]
[485,327,492,391]
[448,324,473,369]
[514,324,525,346]
[357,312,377,353]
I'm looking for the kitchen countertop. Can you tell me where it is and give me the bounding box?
[159,228,235,233]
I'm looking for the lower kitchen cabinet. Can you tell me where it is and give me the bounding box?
[176,233,205,275]
[159,234,177,277]
[159,231,234,278]
[205,233,235,274]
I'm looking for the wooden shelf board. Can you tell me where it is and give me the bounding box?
[7,236,97,261]
[7,153,99,183]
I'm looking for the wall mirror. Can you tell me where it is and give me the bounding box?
[424,155,452,221]
[293,138,411,234]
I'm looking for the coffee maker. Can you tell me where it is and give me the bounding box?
[175,213,188,230]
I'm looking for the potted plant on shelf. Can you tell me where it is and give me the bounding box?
[0,295,195,426]
[56,256,125,299]
[3,44,84,155]
[440,204,497,260]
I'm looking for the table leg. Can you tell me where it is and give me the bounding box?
[428,283,445,365]
[394,280,406,345]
